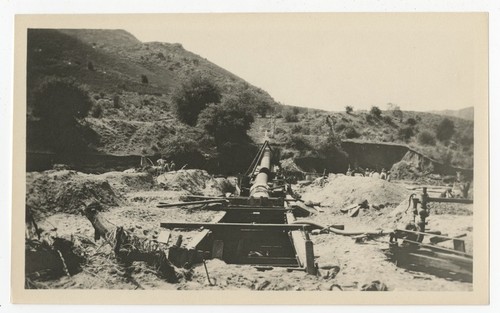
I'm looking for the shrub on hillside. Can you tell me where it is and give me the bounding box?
[256,101,272,118]
[291,124,303,134]
[113,95,120,108]
[32,79,93,155]
[284,110,299,123]
[387,103,403,121]
[141,74,149,84]
[344,126,360,139]
[33,79,92,121]
[345,106,354,114]
[197,95,254,146]
[172,75,222,126]
[382,115,393,125]
[392,108,403,121]
[406,117,417,126]
[436,118,455,142]
[457,131,474,146]
[417,131,436,146]
[91,103,103,118]
[398,126,414,141]
[157,52,166,60]
[286,134,312,151]
[274,127,286,135]
[87,61,94,71]
[334,123,347,132]
[370,106,382,118]
[318,133,349,161]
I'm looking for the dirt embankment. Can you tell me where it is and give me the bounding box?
[300,175,409,210]
[156,169,236,196]
[26,170,122,217]
[27,170,473,291]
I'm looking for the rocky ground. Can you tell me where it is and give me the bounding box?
[25,169,473,291]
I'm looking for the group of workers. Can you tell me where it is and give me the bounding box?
[345,166,391,181]
[156,157,175,174]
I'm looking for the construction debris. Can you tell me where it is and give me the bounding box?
[83,203,190,283]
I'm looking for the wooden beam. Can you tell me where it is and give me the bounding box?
[160,222,313,231]
[402,239,472,257]
[404,252,472,278]
[286,212,316,275]
[238,256,299,265]
[396,228,467,245]
[184,212,226,250]
[427,197,473,204]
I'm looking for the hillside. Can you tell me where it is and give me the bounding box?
[26,29,473,174]
[250,108,474,169]
[27,29,276,122]
[429,107,474,121]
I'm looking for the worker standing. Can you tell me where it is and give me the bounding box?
[157,156,167,174]
[380,168,387,180]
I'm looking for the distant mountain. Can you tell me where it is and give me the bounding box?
[429,107,474,121]
[26,29,474,171]
[27,29,277,114]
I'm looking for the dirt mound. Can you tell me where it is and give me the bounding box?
[300,175,409,210]
[99,171,155,193]
[156,170,236,196]
[390,161,422,180]
[26,170,120,217]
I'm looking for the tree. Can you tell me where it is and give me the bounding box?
[417,131,436,146]
[436,118,455,142]
[141,74,149,84]
[33,79,93,155]
[345,106,354,114]
[406,117,417,126]
[256,101,272,118]
[172,75,222,126]
[33,79,92,122]
[197,95,254,146]
[370,106,382,118]
[318,132,349,162]
[398,127,414,142]
[387,103,403,121]
[284,109,299,122]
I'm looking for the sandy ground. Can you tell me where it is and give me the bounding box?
[28,170,473,291]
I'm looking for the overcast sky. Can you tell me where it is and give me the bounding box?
[126,13,487,112]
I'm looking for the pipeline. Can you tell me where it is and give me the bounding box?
[291,220,392,236]
[249,143,272,199]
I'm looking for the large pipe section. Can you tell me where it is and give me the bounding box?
[250,144,272,198]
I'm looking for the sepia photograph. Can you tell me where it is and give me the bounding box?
[10,12,489,305]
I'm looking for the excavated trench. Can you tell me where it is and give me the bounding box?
[295,141,472,177]
[27,141,472,181]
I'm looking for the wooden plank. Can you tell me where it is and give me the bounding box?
[224,206,287,211]
[430,233,466,244]
[183,211,226,250]
[428,197,473,204]
[453,239,466,253]
[405,252,472,278]
[304,236,316,275]
[238,256,299,265]
[212,240,224,259]
[156,230,171,245]
[313,206,324,213]
[396,228,467,244]
[185,229,211,250]
[160,222,313,231]
[402,239,472,257]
